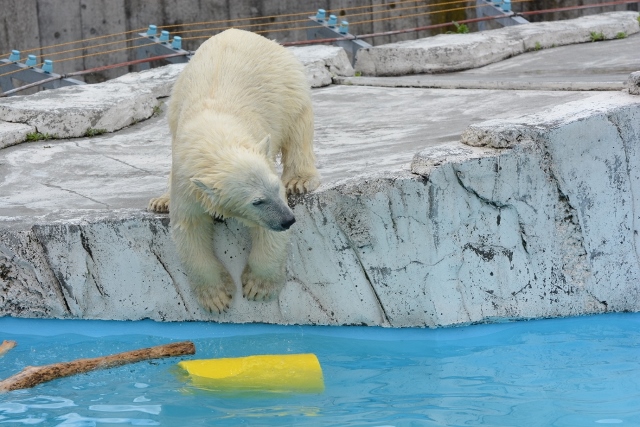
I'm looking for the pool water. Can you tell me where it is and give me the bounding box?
[0,313,639,426]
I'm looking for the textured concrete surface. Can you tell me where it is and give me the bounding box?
[0,45,354,144]
[289,45,355,87]
[629,71,640,95]
[1,16,640,326]
[355,12,640,76]
[340,32,640,91]
[0,87,595,219]
[2,90,638,325]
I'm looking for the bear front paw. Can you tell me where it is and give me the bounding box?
[193,271,235,313]
[148,194,170,213]
[241,266,284,301]
[284,175,320,196]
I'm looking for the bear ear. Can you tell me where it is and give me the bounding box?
[191,178,220,201]
[256,134,272,157]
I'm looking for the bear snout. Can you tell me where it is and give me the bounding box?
[280,216,296,230]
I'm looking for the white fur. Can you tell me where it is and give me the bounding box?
[148,29,319,313]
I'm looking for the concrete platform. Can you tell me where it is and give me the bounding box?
[0,87,601,223]
[1,13,640,326]
[340,32,640,91]
[355,12,640,76]
[0,45,354,146]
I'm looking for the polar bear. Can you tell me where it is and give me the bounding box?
[148,29,319,313]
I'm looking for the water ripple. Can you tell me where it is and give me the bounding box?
[88,405,161,415]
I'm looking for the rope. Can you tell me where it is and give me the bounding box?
[0,41,159,79]
[170,17,313,37]
[154,0,440,31]
[283,0,637,44]
[1,0,636,78]
[180,2,490,41]
[518,0,639,15]
[162,0,475,38]
[0,52,190,98]
[0,28,146,58]
[5,36,152,63]
[349,2,503,26]
[0,0,478,59]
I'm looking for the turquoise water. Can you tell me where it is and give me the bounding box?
[0,313,639,426]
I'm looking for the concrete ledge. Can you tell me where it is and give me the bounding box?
[355,12,640,76]
[629,71,640,95]
[0,81,162,140]
[0,45,353,145]
[1,19,639,326]
[2,91,638,326]
[289,45,355,87]
[335,76,627,91]
[0,121,35,149]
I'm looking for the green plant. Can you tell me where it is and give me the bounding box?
[84,128,107,137]
[615,31,627,39]
[26,132,55,142]
[354,71,362,77]
[447,21,469,34]
[152,104,163,116]
[590,31,605,42]
[534,42,542,51]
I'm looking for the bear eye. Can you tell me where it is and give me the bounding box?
[252,199,264,206]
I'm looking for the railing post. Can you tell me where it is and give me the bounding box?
[134,25,191,72]
[307,9,372,65]
[476,0,529,30]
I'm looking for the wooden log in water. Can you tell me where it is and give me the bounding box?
[0,340,16,357]
[0,341,195,392]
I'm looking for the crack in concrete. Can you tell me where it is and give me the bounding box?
[286,278,334,322]
[354,258,391,325]
[27,226,75,315]
[453,166,512,210]
[606,112,640,269]
[463,243,514,263]
[535,133,592,287]
[78,228,108,298]
[454,279,473,324]
[554,187,590,285]
[511,281,533,297]
[451,163,533,260]
[151,248,189,310]
[41,182,110,208]
[331,208,391,325]
[78,142,163,176]
[585,289,609,311]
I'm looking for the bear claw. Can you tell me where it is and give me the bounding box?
[241,267,283,301]
[284,176,319,196]
[195,288,233,314]
[193,272,235,313]
[148,195,170,213]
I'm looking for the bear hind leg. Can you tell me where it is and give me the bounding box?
[242,227,290,301]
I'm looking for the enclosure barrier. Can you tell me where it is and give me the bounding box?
[0,1,637,96]
[0,51,84,93]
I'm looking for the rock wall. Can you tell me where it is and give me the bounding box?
[0,46,353,147]
[355,12,640,76]
[2,1,634,83]
[0,0,460,82]
[2,91,639,326]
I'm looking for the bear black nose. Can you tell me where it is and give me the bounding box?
[281,216,296,230]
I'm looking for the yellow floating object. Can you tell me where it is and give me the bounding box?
[178,353,324,393]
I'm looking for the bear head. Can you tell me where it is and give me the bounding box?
[190,137,295,232]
